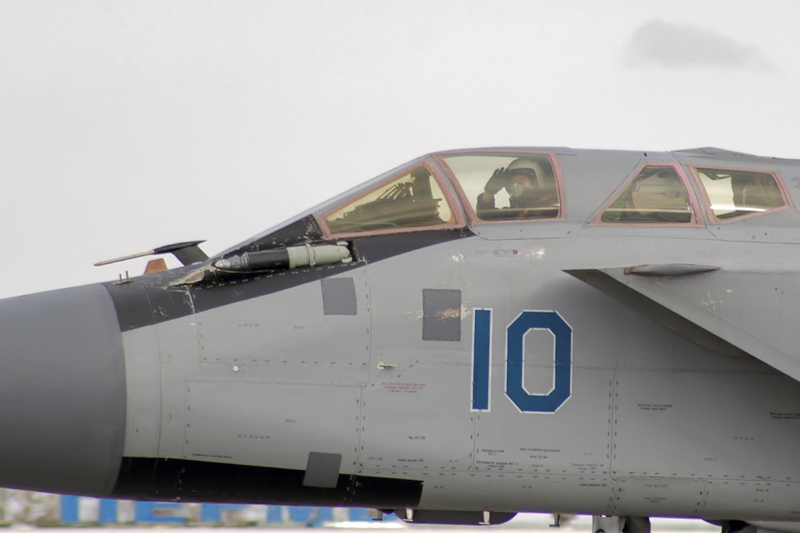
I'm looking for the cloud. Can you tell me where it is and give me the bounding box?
[625,20,773,70]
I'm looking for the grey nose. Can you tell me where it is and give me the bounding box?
[0,284,126,496]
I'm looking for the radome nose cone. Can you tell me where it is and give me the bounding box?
[0,284,126,496]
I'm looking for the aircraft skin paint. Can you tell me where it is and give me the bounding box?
[2,147,800,525]
[0,284,125,495]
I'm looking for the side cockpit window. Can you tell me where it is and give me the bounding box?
[323,166,454,235]
[601,166,693,223]
[440,154,561,221]
[693,167,787,220]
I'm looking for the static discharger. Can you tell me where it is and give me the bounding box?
[213,242,352,272]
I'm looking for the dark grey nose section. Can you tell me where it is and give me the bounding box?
[0,284,126,496]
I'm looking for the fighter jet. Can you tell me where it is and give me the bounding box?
[2,146,800,533]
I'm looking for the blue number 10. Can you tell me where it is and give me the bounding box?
[471,309,572,413]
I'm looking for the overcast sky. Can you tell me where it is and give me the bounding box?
[1,1,799,298]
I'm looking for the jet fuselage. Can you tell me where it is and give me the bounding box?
[2,146,800,527]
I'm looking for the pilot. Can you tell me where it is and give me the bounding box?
[477,158,552,217]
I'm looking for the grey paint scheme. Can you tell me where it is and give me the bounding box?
[123,233,800,520]
[6,147,800,526]
[303,452,344,488]
[422,289,461,341]
[322,277,358,316]
[0,284,125,495]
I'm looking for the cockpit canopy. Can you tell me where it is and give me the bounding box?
[316,152,564,239]
[322,166,454,235]
[439,153,561,222]
[218,148,796,262]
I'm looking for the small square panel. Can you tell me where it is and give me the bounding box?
[321,278,357,316]
[422,289,461,341]
[302,452,342,488]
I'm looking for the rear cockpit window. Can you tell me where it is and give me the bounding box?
[601,166,693,223]
[440,154,560,221]
[693,167,787,220]
[323,166,454,235]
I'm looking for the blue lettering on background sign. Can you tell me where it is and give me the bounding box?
[200,504,248,523]
[59,497,377,526]
[60,497,186,524]
[135,501,185,523]
[472,309,572,413]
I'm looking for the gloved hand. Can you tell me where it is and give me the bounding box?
[484,167,507,194]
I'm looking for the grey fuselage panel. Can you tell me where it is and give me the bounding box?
[2,146,800,524]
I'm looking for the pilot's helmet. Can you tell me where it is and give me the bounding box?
[506,158,539,179]
[505,158,538,196]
